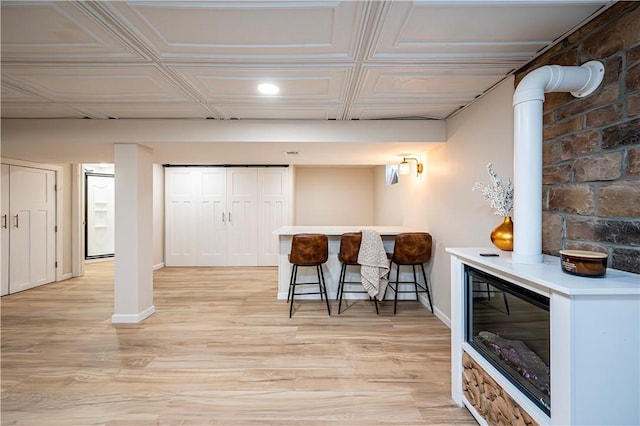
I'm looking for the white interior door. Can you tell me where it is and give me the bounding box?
[165,168,198,266]
[226,168,258,266]
[1,165,9,296]
[86,174,115,258]
[198,168,227,266]
[9,166,56,293]
[257,168,289,266]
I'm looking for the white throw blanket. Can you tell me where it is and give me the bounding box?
[357,229,390,299]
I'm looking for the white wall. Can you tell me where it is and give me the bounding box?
[427,76,515,323]
[153,164,164,268]
[374,76,515,324]
[295,167,375,226]
[61,163,73,275]
[373,165,403,226]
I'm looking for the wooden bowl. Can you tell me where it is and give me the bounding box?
[559,250,608,277]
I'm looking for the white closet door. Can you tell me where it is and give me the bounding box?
[9,166,56,293]
[226,168,258,266]
[1,165,9,296]
[197,168,227,266]
[257,168,289,266]
[165,168,198,266]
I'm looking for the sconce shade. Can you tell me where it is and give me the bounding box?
[399,160,411,175]
[399,157,423,177]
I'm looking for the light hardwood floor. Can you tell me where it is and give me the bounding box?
[1,262,476,425]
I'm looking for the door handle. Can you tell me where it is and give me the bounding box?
[13,214,19,229]
[1,214,6,229]
[222,212,226,223]
[228,212,232,223]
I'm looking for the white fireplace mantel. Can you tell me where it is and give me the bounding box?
[448,247,640,426]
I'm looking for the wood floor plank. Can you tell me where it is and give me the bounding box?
[1,262,476,425]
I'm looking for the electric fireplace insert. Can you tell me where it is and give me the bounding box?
[464,265,551,415]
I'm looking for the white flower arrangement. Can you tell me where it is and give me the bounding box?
[472,163,514,217]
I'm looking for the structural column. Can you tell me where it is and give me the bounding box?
[112,143,154,323]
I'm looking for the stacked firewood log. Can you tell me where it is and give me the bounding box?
[462,352,538,426]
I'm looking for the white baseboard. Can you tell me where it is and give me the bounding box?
[111,305,155,324]
[434,306,451,328]
[417,293,451,328]
[60,273,73,281]
[153,262,165,271]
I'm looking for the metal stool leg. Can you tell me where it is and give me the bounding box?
[412,265,419,299]
[317,265,324,302]
[337,263,346,301]
[393,262,400,315]
[289,265,298,318]
[318,264,331,315]
[338,263,346,314]
[287,264,298,303]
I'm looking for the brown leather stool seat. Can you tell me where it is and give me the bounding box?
[336,232,379,314]
[287,234,331,317]
[387,232,433,314]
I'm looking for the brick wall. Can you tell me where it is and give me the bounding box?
[515,2,640,274]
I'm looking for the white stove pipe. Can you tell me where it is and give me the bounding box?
[512,61,604,264]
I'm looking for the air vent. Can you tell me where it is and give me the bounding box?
[285,151,299,156]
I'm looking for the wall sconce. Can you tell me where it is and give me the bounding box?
[399,157,424,177]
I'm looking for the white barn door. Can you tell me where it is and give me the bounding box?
[257,168,289,266]
[226,168,258,266]
[165,168,198,266]
[198,168,227,266]
[165,166,287,267]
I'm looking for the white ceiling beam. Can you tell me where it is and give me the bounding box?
[1,118,445,145]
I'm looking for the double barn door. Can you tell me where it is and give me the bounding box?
[1,164,56,295]
[165,167,288,267]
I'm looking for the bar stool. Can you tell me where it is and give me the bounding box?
[287,234,331,318]
[387,232,434,315]
[336,232,379,314]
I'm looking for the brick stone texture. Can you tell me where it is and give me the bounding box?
[613,248,640,272]
[566,218,640,246]
[602,117,640,149]
[516,2,640,274]
[628,148,640,177]
[598,181,640,217]
[543,164,571,185]
[542,213,563,255]
[629,91,640,116]
[573,151,622,182]
[560,130,599,160]
[548,184,595,215]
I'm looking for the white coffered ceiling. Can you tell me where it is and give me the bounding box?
[1,1,611,122]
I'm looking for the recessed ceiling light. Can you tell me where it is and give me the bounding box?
[257,83,280,95]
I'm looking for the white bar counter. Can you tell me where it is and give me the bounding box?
[273,226,423,301]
